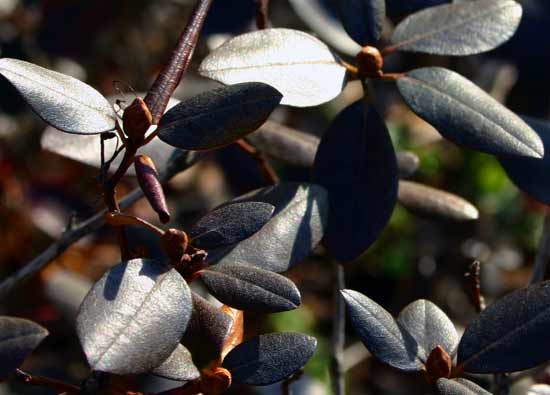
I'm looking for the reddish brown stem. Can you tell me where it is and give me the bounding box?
[236,139,279,184]
[465,260,485,313]
[144,0,214,124]
[13,369,80,395]
[255,0,270,29]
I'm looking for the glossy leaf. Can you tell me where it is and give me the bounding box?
[396,151,420,178]
[222,332,317,385]
[341,289,423,371]
[208,183,328,273]
[199,265,301,313]
[338,0,386,45]
[152,344,200,382]
[190,202,275,248]
[76,259,192,375]
[0,317,49,379]
[499,117,550,204]
[247,121,320,168]
[458,281,550,373]
[436,378,492,395]
[198,28,347,107]
[157,83,281,151]
[182,292,232,367]
[397,299,459,361]
[0,58,116,134]
[397,68,543,158]
[388,0,521,55]
[398,180,479,221]
[313,101,398,262]
[288,0,361,57]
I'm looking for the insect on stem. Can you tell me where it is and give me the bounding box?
[144,0,214,124]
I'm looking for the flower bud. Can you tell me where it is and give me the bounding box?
[134,155,170,223]
[160,228,189,263]
[123,97,152,145]
[425,345,452,384]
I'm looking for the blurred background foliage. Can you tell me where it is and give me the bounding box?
[0,1,548,394]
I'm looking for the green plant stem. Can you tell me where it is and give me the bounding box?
[530,208,550,284]
[331,262,346,395]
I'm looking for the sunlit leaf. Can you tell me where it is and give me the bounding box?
[436,378,492,395]
[499,117,550,204]
[387,0,521,55]
[458,281,550,373]
[398,180,479,221]
[397,68,543,158]
[528,384,550,395]
[190,202,275,248]
[0,58,116,134]
[0,317,48,379]
[223,332,317,385]
[209,183,328,273]
[338,0,386,45]
[199,28,347,107]
[76,259,192,375]
[341,289,423,371]
[157,83,282,150]
[397,299,459,361]
[152,344,200,382]
[199,265,301,313]
[313,101,398,262]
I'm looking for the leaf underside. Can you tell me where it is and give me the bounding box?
[436,378,493,395]
[0,58,116,134]
[397,67,543,158]
[198,28,347,107]
[338,0,386,46]
[152,344,200,381]
[389,0,521,56]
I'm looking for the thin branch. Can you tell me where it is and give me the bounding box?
[235,138,279,184]
[144,0,214,123]
[530,207,550,284]
[281,370,303,395]
[13,369,80,395]
[331,262,346,395]
[255,0,270,29]
[465,260,485,313]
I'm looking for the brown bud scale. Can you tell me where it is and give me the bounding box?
[355,46,384,79]
[160,228,189,264]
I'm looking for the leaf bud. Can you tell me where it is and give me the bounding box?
[160,228,189,264]
[200,367,232,395]
[123,97,152,145]
[425,345,452,384]
[355,46,383,79]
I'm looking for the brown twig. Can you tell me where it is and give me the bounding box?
[465,260,485,313]
[13,369,80,395]
[235,139,279,184]
[281,370,303,395]
[144,0,214,124]
[331,262,346,395]
[255,0,270,29]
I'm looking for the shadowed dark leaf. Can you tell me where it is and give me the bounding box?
[157,83,281,151]
[199,28,347,107]
[388,0,521,55]
[223,332,316,385]
[209,183,328,273]
[458,281,550,373]
[397,68,543,158]
[386,0,450,20]
[0,317,48,379]
[288,0,361,57]
[199,265,301,312]
[499,117,550,204]
[76,259,192,375]
[313,101,398,262]
[397,151,420,178]
[182,292,232,368]
[436,378,492,395]
[341,289,423,371]
[190,202,275,248]
[152,344,200,382]
[338,0,386,45]
[397,299,459,361]
[398,180,478,221]
[247,121,320,168]
[0,58,116,134]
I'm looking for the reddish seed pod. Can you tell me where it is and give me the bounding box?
[425,345,452,384]
[160,228,189,263]
[355,46,384,79]
[123,97,153,145]
[134,155,170,223]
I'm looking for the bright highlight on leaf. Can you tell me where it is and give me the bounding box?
[199,28,347,107]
